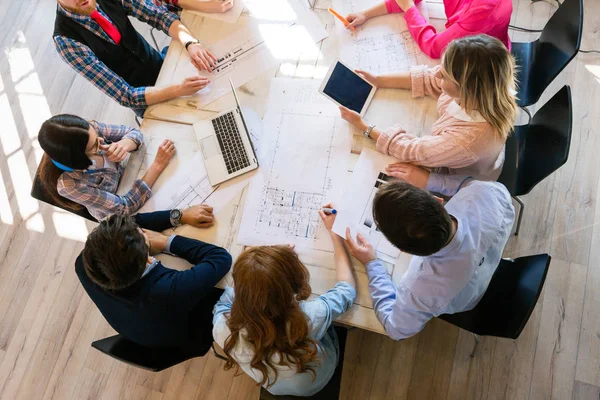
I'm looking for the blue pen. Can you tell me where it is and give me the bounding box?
[322,207,337,215]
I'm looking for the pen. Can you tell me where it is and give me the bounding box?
[328,8,356,31]
[322,207,337,215]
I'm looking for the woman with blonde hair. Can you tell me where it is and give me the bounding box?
[212,205,356,396]
[339,34,518,181]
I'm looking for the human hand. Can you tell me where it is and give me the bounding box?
[344,227,377,264]
[339,106,367,130]
[385,162,430,189]
[188,43,218,72]
[152,139,176,171]
[99,139,134,162]
[355,69,379,87]
[142,229,169,255]
[198,0,234,13]
[395,0,415,11]
[181,204,215,228]
[346,12,367,29]
[318,202,337,232]
[178,76,211,96]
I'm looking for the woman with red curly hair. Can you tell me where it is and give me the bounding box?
[212,205,356,396]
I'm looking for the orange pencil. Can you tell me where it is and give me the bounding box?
[328,7,356,31]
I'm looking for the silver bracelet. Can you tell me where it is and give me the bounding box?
[364,124,375,139]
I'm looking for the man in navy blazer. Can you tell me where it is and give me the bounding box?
[76,205,231,353]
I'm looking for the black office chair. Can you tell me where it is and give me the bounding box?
[511,0,582,109]
[498,85,572,235]
[91,334,218,372]
[30,166,97,222]
[259,325,349,400]
[439,254,551,357]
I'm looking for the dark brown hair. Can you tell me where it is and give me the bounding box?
[82,214,149,291]
[223,245,320,387]
[373,182,453,256]
[37,114,92,211]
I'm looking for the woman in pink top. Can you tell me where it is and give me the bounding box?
[346,0,512,59]
[339,35,518,181]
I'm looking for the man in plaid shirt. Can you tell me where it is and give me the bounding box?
[54,0,232,116]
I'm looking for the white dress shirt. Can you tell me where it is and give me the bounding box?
[365,174,515,340]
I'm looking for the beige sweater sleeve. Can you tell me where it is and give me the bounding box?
[376,123,479,168]
[410,65,443,99]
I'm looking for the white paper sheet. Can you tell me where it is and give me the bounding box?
[237,78,352,251]
[332,148,405,265]
[332,0,435,74]
[170,0,328,109]
[187,0,246,24]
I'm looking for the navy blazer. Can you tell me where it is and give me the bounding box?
[75,211,232,352]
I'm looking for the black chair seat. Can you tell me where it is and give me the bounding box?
[260,325,348,400]
[498,85,572,197]
[511,0,583,107]
[439,254,551,339]
[31,167,96,222]
[91,334,210,372]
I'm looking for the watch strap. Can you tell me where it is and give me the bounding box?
[364,124,375,139]
[185,40,199,51]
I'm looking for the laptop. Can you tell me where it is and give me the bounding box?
[194,79,259,186]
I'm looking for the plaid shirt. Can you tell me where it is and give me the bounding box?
[57,121,152,220]
[54,1,180,115]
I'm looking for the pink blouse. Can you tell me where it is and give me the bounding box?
[385,0,512,59]
[376,66,505,181]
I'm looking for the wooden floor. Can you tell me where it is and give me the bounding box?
[0,0,599,398]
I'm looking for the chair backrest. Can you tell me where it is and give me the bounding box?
[91,334,207,372]
[30,165,96,222]
[498,85,572,196]
[439,254,551,339]
[514,0,583,106]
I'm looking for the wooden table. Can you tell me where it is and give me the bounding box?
[129,2,442,335]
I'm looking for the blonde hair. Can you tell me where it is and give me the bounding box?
[442,34,518,140]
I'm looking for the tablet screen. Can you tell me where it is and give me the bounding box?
[323,62,373,113]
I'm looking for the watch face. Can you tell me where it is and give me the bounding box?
[171,209,181,219]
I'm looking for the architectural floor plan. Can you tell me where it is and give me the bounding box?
[237,78,351,251]
[333,0,432,74]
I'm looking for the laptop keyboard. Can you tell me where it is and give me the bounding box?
[212,112,251,174]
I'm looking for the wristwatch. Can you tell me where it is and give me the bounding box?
[364,124,375,139]
[170,209,183,227]
[185,40,200,51]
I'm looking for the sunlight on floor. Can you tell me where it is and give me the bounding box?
[26,213,45,233]
[9,31,52,154]
[52,211,89,242]
[585,63,600,85]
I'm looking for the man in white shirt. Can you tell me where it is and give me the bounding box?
[344,165,515,340]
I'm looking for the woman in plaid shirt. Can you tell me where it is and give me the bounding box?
[37,114,175,220]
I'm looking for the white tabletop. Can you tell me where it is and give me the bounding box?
[130,3,442,335]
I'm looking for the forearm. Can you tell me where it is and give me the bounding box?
[364,2,389,19]
[357,119,383,141]
[426,173,473,196]
[140,163,165,188]
[365,259,397,323]
[169,236,232,278]
[331,233,356,288]
[377,72,412,89]
[168,20,197,47]
[134,210,172,231]
[144,84,182,106]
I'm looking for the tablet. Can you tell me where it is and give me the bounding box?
[319,59,376,116]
